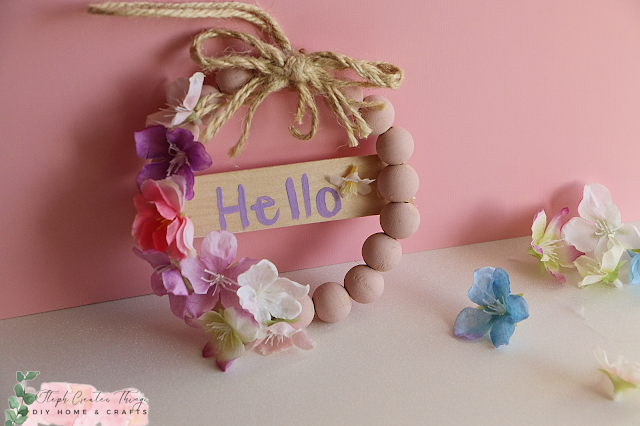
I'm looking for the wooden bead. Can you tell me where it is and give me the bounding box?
[380,202,420,239]
[313,282,352,323]
[377,164,419,202]
[362,233,402,272]
[361,95,395,136]
[216,68,253,95]
[376,127,414,165]
[344,265,384,304]
[292,295,315,330]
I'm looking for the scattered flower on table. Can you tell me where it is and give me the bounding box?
[453,267,529,348]
[132,176,196,261]
[529,207,582,283]
[574,244,626,288]
[562,183,640,259]
[329,165,375,199]
[594,347,640,401]
[134,125,213,200]
[628,250,640,286]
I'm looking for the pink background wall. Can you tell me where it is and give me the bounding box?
[2,0,640,319]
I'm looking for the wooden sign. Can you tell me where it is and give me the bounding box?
[185,154,387,236]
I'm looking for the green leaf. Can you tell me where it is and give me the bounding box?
[5,420,13,426]
[15,373,23,383]
[13,385,23,398]
[16,407,26,417]
[7,397,18,410]
[13,416,26,425]
[24,372,38,381]
[22,394,35,405]
[4,410,16,423]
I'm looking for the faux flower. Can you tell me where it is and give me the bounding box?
[254,322,316,356]
[135,125,212,200]
[132,176,196,261]
[629,250,640,285]
[594,347,640,401]
[329,165,375,199]
[146,72,226,141]
[529,207,582,283]
[453,267,529,348]
[562,183,640,258]
[574,244,626,288]
[236,259,309,325]
[180,230,257,300]
[197,308,260,371]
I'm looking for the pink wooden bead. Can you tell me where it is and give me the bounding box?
[377,164,419,202]
[361,95,395,136]
[292,295,315,330]
[313,282,352,323]
[362,233,402,272]
[376,127,414,165]
[216,68,253,95]
[344,265,384,304]
[380,202,420,239]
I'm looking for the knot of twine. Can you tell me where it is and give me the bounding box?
[88,1,404,158]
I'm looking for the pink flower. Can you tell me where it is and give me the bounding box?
[132,176,195,260]
[255,322,316,356]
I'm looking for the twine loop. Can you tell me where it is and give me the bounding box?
[88,1,404,157]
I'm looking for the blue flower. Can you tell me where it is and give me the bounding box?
[453,267,529,348]
[628,250,640,285]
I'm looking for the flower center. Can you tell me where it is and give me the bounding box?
[594,219,620,238]
[538,238,562,262]
[166,142,190,176]
[482,294,508,316]
[202,269,237,290]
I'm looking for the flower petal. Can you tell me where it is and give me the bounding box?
[491,268,511,301]
[489,315,516,348]
[224,307,260,343]
[468,267,496,307]
[168,294,187,319]
[628,251,640,285]
[200,230,238,271]
[269,277,310,301]
[162,268,188,296]
[542,207,569,241]
[579,183,613,222]
[134,126,170,160]
[600,244,625,273]
[183,72,205,111]
[292,328,316,350]
[531,209,547,241]
[225,257,260,281]
[179,256,210,294]
[562,217,599,253]
[506,294,529,323]
[136,161,171,190]
[453,307,494,340]
[237,259,279,288]
[613,224,640,250]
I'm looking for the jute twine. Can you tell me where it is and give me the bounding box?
[88,2,404,158]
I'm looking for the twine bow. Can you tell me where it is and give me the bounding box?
[88,2,404,158]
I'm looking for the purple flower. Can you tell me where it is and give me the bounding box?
[134,126,212,200]
[180,230,258,311]
[134,247,224,320]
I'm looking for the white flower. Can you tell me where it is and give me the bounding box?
[562,183,640,259]
[594,347,640,400]
[574,243,626,288]
[236,260,309,325]
[329,165,375,200]
[146,72,225,140]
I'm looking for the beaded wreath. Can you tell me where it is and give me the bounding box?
[89,1,419,371]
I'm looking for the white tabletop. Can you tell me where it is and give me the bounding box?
[2,234,640,426]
